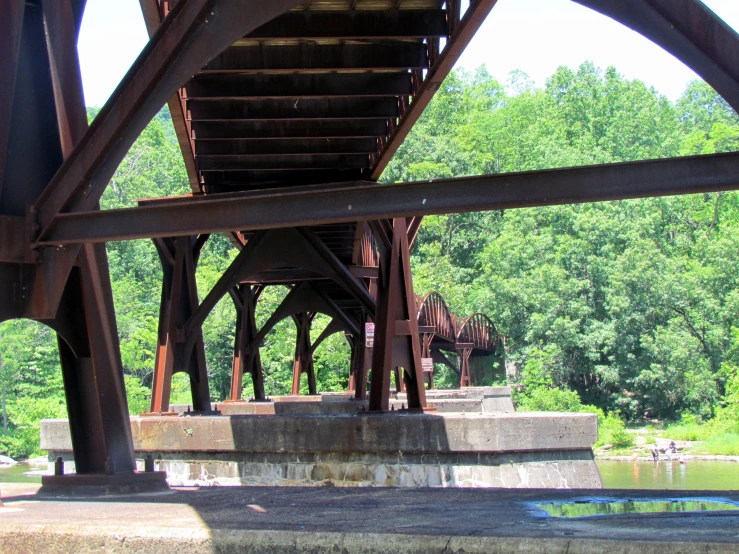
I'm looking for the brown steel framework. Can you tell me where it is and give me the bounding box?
[0,0,738,482]
[417,293,500,388]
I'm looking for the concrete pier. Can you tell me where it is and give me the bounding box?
[41,410,602,488]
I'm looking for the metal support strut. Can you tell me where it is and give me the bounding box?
[149,235,212,414]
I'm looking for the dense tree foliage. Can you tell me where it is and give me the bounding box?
[388,63,739,423]
[1,62,739,458]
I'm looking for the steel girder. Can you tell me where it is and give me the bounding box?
[36,151,739,245]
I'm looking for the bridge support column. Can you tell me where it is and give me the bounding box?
[51,244,138,477]
[369,218,426,411]
[350,311,372,400]
[149,236,212,414]
[229,284,265,401]
[457,346,473,388]
[292,313,316,395]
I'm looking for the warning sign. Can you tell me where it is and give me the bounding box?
[422,358,434,372]
[365,322,375,348]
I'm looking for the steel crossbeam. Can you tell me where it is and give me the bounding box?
[36,152,739,245]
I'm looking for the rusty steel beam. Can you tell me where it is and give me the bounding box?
[43,0,88,158]
[573,0,739,113]
[193,120,388,140]
[33,0,302,237]
[297,227,376,315]
[202,43,428,73]
[39,152,739,245]
[187,98,399,121]
[202,168,367,190]
[185,73,413,99]
[0,0,25,200]
[370,0,500,179]
[246,10,448,40]
[139,0,200,192]
[197,153,369,171]
[195,137,378,157]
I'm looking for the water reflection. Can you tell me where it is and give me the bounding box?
[536,499,739,518]
[598,460,739,490]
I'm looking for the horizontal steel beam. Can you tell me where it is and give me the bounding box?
[244,10,448,40]
[195,137,378,156]
[201,168,367,190]
[188,98,399,121]
[240,266,377,284]
[37,152,739,245]
[192,120,388,140]
[197,153,370,171]
[185,73,413,99]
[201,43,428,73]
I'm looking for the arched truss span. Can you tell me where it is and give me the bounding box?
[416,292,456,343]
[456,313,500,353]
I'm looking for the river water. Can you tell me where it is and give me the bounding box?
[597,460,739,490]
[2,460,739,489]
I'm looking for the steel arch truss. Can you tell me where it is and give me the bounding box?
[416,293,501,388]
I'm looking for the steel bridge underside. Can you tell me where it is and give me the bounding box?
[1,0,739,482]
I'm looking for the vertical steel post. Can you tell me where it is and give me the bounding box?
[421,332,434,389]
[37,0,136,476]
[458,347,472,388]
[230,284,265,401]
[291,313,316,395]
[368,218,426,411]
[150,236,211,413]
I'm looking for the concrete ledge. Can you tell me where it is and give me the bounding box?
[170,387,516,415]
[3,529,737,554]
[42,412,596,454]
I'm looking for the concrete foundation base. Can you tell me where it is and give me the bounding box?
[41,411,602,489]
[39,471,169,496]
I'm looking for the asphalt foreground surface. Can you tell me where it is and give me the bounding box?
[1,484,739,553]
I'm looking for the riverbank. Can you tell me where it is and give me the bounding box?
[597,454,739,462]
[596,426,739,461]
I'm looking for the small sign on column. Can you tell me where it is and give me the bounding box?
[365,322,375,348]
[422,358,434,372]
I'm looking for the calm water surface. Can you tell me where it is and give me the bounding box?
[0,463,43,484]
[3,460,739,489]
[598,460,739,490]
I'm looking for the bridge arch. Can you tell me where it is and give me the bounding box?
[456,313,500,353]
[417,292,456,344]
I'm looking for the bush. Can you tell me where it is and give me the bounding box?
[0,395,67,459]
[600,414,634,448]
[125,375,151,415]
[516,387,583,412]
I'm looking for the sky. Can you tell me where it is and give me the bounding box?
[77,0,739,107]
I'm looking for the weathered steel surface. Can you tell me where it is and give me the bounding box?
[149,236,212,414]
[40,152,739,244]
[3,0,739,473]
